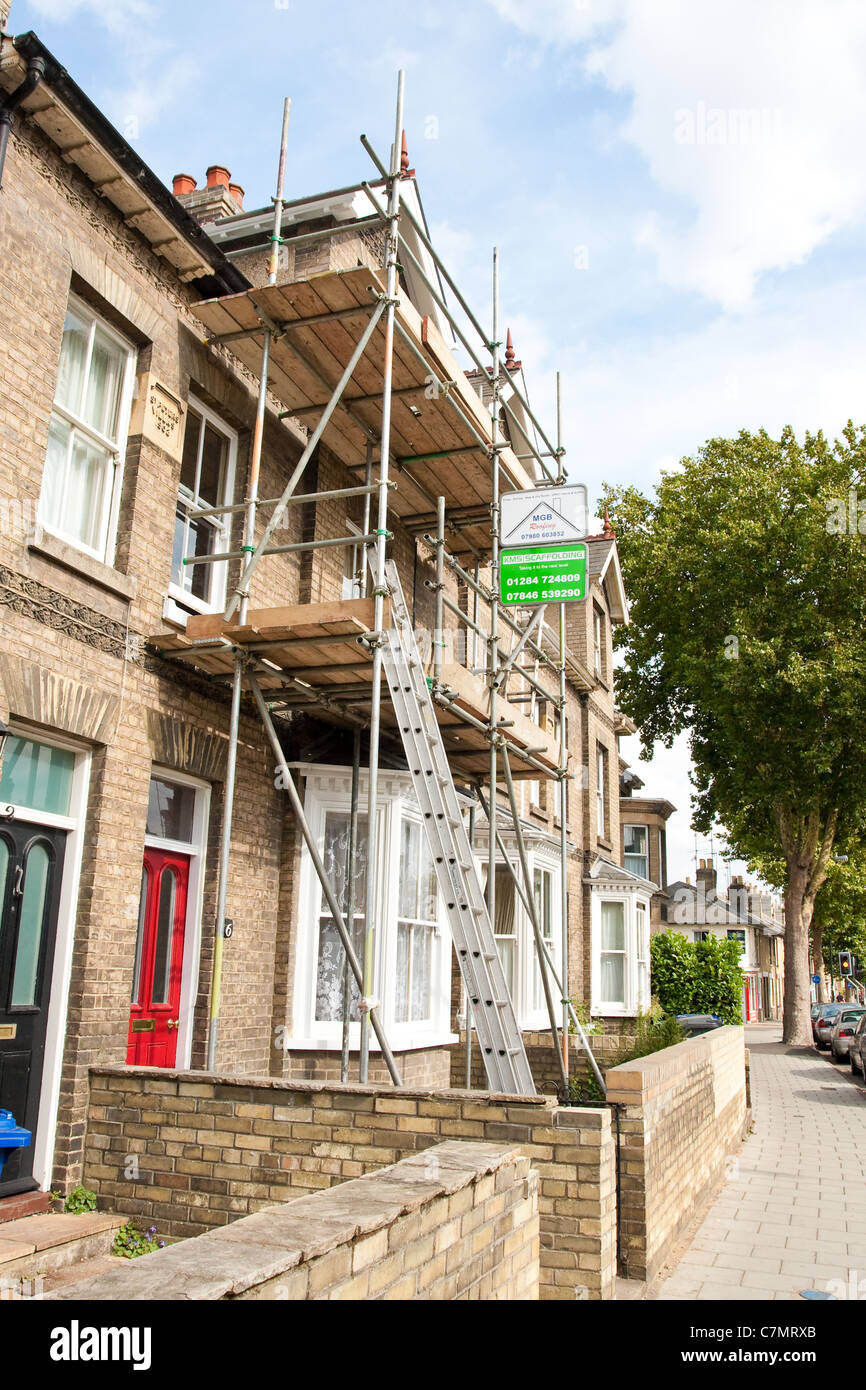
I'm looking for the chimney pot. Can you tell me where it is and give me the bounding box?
[173,173,196,196]
[206,164,231,189]
[229,183,245,208]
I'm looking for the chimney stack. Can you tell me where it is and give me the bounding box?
[172,164,240,224]
[696,858,717,892]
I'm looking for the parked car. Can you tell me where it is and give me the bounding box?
[814,1004,845,1048]
[676,1014,724,1036]
[848,1015,866,1077]
[829,1008,866,1061]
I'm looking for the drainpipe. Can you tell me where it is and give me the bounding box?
[0,56,45,189]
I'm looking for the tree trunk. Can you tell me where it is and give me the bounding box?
[783,863,813,1045]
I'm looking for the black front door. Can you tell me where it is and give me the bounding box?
[0,820,67,1196]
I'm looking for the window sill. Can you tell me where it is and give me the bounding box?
[596,837,614,853]
[27,526,137,602]
[280,1032,459,1053]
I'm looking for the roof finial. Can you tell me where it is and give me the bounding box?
[504,328,521,371]
[399,130,415,179]
[603,506,615,538]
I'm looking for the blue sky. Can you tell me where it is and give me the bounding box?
[12,0,866,890]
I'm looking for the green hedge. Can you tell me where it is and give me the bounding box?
[650,932,744,1024]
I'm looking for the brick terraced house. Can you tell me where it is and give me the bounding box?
[0,25,661,1203]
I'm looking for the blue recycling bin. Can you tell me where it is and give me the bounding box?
[0,1110,31,1179]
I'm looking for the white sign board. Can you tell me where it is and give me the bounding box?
[500,484,588,550]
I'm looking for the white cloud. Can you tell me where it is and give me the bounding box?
[487,0,866,309]
[25,0,184,134]
[487,0,623,45]
[25,0,155,32]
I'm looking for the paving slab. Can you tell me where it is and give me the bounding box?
[654,1023,866,1302]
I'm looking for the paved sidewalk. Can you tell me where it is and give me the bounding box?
[655,1023,866,1301]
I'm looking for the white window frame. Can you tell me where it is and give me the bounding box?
[165,394,237,624]
[596,744,608,841]
[593,604,604,679]
[623,824,649,879]
[478,845,562,1030]
[142,766,211,1070]
[591,886,652,1017]
[39,294,136,566]
[289,768,455,1051]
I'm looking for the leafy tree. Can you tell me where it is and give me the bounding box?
[649,931,695,1017]
[650,932,743,1023]
[692,937,745,1022]
[604,425,866,1044]
[812,847,866,996]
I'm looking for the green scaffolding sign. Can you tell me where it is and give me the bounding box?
[500,543,587,606]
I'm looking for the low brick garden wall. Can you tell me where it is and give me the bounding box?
[605,1025,748,1282]
[83,1067,616,1300]
[52,1141,538,1301]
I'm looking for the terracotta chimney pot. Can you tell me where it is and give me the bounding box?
[229,183,245,207]
[172,173,196,196]
[205,165,231,189]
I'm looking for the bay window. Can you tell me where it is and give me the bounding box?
[292,769,453,1048]
[314,809,369,1023]
[623,825,648,878]
[532,866,554,1012]
[590,877,653,1016]
[636,901,649,1006]
[600,901,626,1007]
[490,866,518,1003]
[396,818,437,1023]
[39,296,135,563]
[481,849,561,1027]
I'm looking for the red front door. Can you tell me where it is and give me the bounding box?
[127,848,189,1066]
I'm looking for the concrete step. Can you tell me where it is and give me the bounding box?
[0,1212,127,1289]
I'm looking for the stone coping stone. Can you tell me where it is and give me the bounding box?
[89,1063,549,1106]
[0,1213,124,1256]
[49,1140,523,1302]
[605,1025,743,1096]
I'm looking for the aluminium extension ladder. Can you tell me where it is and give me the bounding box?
[380,559,536,1095]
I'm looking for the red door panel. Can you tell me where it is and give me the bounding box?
[127,848,189,1067]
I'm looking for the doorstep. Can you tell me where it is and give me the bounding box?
[0,1212,127,1284]
[0,1190,52,1224]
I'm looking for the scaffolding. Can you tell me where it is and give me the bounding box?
[153,74,604,1098]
